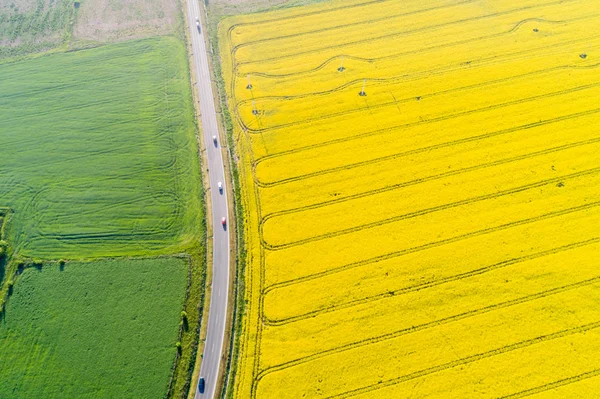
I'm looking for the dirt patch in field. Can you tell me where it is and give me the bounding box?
[207,0,328,23]
[72,0,180,43]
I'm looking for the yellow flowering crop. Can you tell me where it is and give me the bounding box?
[218,0,600,397]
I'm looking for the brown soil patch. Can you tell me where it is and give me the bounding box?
[207,0,329,30]
[210,0,322,17]
[72,0,180,43]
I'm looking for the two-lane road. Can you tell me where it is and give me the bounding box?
[185,1,231,398]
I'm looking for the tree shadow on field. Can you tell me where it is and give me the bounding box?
[0,253,5,289]
[0,214,6,284]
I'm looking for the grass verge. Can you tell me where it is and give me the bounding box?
[167,242,208,399]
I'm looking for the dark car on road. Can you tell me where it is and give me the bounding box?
[198,377,205,393]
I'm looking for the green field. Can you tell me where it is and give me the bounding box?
[0,35,205,397]
[0,0,76,60]
[0,257,187,398]
[0,36,203,259]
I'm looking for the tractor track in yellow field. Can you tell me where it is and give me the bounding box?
[326,320,600,398]
[265,201,600,291]
[263,237,600,325]
[233,0,579,68]
[259,166,600,250]
[255,263,600,383]
[253,103,600,188]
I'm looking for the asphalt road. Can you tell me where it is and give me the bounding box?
[185,1,231,398]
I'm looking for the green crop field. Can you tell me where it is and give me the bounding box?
[0,257,187,398]
[0,35,206,397]
[0,36,203,259]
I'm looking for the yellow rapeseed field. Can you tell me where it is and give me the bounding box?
[218,0,600,397]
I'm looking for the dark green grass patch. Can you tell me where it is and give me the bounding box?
[0,36,203,259]
[0,257,187,398]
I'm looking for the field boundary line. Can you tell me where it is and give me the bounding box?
[226,0,389,33]
[222,14,266,399]
[231,0,475,52]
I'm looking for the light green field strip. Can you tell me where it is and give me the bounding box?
[0,257,187,398]
[0,36,203,259]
